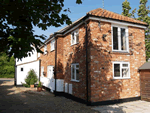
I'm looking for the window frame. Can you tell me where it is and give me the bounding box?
[44,45,47,54]
[71,63,80,82]
[111,25,129,52]
[113,61,130,79]
[50,39,55,51]
[71,29,79,45]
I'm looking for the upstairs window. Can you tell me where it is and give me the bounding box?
[51,39,55,51]
[71,29,79,45]
[113,62,130,79]
[44,45,47,54]
[71,63,79,82]
[112,25,128,52]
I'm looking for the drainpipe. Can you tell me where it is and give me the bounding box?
[14,60,16,86]
[39,59,41,82]
[85,21,89,105]
[54,37,57,96]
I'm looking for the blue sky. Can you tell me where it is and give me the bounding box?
[33,0,150,42]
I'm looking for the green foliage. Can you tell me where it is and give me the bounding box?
[37,81,42,88]
[0,0,83,59]
[121,0,136,18]
[0,52,15,78]
[145,39,150,61]
[137,0,150,61]
[24,69,38,86]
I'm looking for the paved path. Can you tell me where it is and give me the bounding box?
[93,100,150,113]
[0,78,99,113]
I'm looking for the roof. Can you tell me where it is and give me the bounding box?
[88,8,147,26]
[139,62,150,70]
[42,8,148,47]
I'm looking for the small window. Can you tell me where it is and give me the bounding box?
[71,63,79,82]
[112,25,128,52]
[113,62,130,79]
[21,68,23,72]
[44,45,47,54]
[71,29,79,45]
[51,39,55,51]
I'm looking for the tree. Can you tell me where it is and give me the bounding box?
[0,0,82,60]
[121,0,136,18]
[0,52,15,78]
[137,0,150,61]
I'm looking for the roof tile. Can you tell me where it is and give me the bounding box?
[88,8,147,25]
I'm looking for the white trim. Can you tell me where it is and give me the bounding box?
[43,16,146,45]
[112,61,130,79]
[50,39,55,51]
[44,45,47,54]
[71,29,79,46]
[71,63,80,82]
[41,66,44,77]
[89,17,147,29]
[111,24,129,52]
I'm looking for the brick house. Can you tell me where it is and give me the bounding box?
[20,8,148,105]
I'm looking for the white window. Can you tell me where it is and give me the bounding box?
[71,29,79,45]
[71,63,79,82]
[41,66,44,77]
[50,39,55,51]
[44,45,47,54]
[113,62,130,79]
[112,25,129,52]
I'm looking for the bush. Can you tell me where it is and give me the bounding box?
[37,81,42,88]
[23,69,38,87]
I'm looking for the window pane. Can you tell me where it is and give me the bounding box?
[76,69,79,80]
[72,65,75,79]
[122,64,128,67]
[121,28,127,50]
[76,32,79,43]
[122,68,129,77]
[76,64,79,68]
[114,64,120,77]
[72,33,75,44]
[113,27,118,50]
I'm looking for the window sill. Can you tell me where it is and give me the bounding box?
[113,77,131,80]
[71,79,80,82]
[50,50,55,52]
[111,51,130,55]
[71,42,79,46]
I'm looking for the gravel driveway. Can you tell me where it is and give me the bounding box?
[0,78,99,113]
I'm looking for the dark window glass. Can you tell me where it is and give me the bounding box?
[113,27,118,50]
[121,28,126,50]
[21,68,23,72]
[114,64,120,77]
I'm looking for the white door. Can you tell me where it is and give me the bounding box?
[47,66,54,79]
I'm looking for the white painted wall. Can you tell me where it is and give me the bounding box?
[16,60,40,85]
[40,76,64,92]
[16,47,38,65]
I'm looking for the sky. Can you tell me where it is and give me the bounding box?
[33,0,150,42]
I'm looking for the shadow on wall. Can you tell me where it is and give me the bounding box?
[62,20,123,103]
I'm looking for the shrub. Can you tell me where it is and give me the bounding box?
[23,69,38,87]
[37,81,42,88]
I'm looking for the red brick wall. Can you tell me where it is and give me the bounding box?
[88,20,146,102]
[140,70,150,101]
[62,25,87,100]
[39,19,146,102]
[39,41,55,77]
